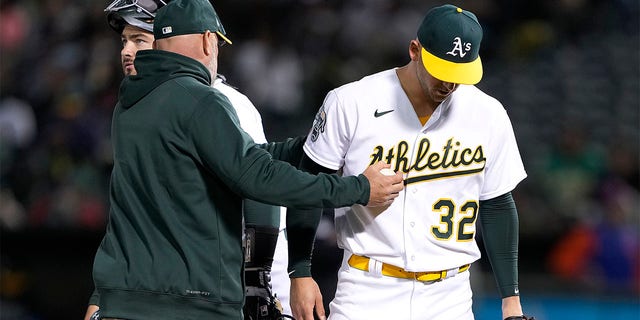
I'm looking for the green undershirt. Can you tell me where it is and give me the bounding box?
[286,154,335,278]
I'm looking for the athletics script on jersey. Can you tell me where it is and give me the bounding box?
[368,138,486,185]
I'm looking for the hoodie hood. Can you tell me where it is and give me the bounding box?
[118,50,212,108]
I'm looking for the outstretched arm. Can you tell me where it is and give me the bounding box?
[191,96,404,209]
[257,136,306,166]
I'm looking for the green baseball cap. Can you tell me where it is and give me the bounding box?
[418,4,483,84]
[153,0,232,44]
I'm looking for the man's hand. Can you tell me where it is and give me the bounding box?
[502,295,525,319]
[362,161,404,207]
[290,277,325,320]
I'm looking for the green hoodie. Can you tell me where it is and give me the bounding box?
[93,50,370,319]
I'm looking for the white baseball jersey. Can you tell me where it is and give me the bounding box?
[213,78,268,144]
[304,68,526,272]
[214,78,291,315]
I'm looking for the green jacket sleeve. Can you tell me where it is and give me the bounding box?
[479,192,520,298]
[190,94,370,209]
[257,136,306,166]
[89,288,99,305]
[249,136,304,228]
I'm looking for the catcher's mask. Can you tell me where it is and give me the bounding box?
[105,0,168,33]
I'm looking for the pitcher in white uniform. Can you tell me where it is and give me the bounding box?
[287,4,534,320]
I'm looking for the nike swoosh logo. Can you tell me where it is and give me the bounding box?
[374,109,394,117]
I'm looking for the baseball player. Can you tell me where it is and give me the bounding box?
[288,4,534,320]
[84,1,292,319]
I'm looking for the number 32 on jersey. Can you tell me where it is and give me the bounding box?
[430,199,478,241]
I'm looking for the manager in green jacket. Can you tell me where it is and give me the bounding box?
[91,0,404,319]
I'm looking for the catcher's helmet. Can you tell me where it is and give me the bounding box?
[105,0,168,33]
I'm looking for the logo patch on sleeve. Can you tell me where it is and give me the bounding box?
[310,106,327,142]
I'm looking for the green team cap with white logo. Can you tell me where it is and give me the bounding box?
[418,4,483,85]
[153,0,232,45]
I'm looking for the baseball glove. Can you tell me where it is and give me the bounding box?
[504,316,535,320]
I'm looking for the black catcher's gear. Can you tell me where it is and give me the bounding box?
[105,0,168,33]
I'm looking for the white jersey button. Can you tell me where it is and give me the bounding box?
[410,221,415,227]
[411,255,416,261]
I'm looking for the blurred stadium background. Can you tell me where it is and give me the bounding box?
[0,0,638,319]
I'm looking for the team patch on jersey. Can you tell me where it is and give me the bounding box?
[310,106,327,142]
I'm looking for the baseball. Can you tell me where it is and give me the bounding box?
[380,168,396,176]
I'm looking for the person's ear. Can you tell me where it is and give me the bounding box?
[152,40,157,50]
[202,30,213,56]
[409,39,421,61]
